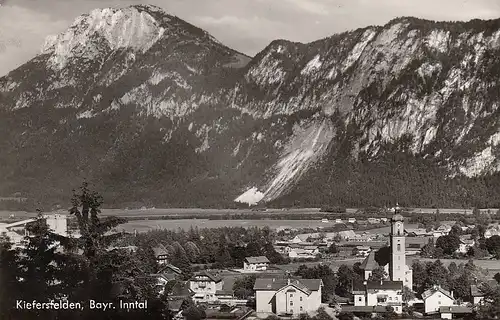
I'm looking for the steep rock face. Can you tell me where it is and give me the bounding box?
[1,5,500,208]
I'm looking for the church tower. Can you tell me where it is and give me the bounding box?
[389,207,406,283]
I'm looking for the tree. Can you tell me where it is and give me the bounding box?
[435,234,460,255]
[368,267,387,281]
[375,246,391,266]
[233,275,256,299]
[402,286,415,303]
[336,265,359,297]
[295,265,337,302]
[485,235,500,257]
[420,238,436,258]
[327,243,338,254]
[494,272,500,284]
[476,284,500,319]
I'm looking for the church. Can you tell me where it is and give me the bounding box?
[352,208,413,314]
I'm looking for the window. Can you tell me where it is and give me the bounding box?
[398,265,400,270]
[300,297,303,302]
[398,256,400,260]
[395,297,398,301]
[397,244,401,251]
[300,307,303,312]
[359,297,362,302]
[438,301,441,305]
[290,301,293,306]
[290,294,293,297]
[389,297,392,301]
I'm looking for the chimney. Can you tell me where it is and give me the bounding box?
[450,290,454,299]
[380,280,383,286]
[272,278,275,282]
[449,307,452,312]
[287,278,291,285]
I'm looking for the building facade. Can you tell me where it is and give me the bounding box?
[244,256,270,271]
[189,271,224,302]
[254,278,323,315]
[422,286,455,314]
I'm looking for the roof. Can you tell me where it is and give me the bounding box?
[439,306,472,314]
[167,280,194,297]
[191,271,222,283]
[253,278,322,292]
[245,256,270,264]
[341,306,393,313]
[359,251,378,271]
[303,246,318,250]
[422,286,454,300]
[215,290,234,296]
[158,264,183,275]
[392,214,404,221]
[471,280,498,297]
[352,280,403,292]
[153,244,169,257]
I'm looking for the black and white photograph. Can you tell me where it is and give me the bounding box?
[1,0,500,319]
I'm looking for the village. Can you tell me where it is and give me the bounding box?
[3,205,500,320]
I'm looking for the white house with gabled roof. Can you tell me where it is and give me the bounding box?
[422,285,455,314]
[254,278,323,315]
[244,256,270,271]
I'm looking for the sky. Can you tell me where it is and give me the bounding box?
[1,0,500,76]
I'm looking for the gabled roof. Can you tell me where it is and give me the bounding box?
[158,264,183,275]
[191,271,222,283]
[359,251,378,271]
[422,286,454,300]
[253,278,322,292]
[153,244,169,257]
[245,256,270,264]
[470,280,498,297]
[167,280,194,297]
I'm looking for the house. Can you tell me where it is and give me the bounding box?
[348,218,356,224]
[356,246,371,257]
[337,230,356,240]
[153,264,184,288]
[422,285,455,314]
[484,228,500,239]
[165,280,194,313]
[244,256,270,272]
[470,280,498,305]
[359,251,378,280]
[254,278,323,315]
[291,233,319,243]
[152,244,170,265]
[189,271,224,302]
[367,218,381,224]
[352,280,404,314]
[405,228,429,237]
[433,225,452,238]
[457,238,475,254]
[439,306,472,319]
[335,219,343,224]
[289,246,319,259]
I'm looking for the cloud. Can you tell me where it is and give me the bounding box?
[0,4,69,76]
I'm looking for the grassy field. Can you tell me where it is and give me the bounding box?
[2,207,496,219]
[115,219,353,232]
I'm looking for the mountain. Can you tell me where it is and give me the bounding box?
[1,4,500,209]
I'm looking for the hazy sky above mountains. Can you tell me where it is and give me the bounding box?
[1,0,500,76]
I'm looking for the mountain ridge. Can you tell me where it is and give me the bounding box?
[1,5,500,209]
